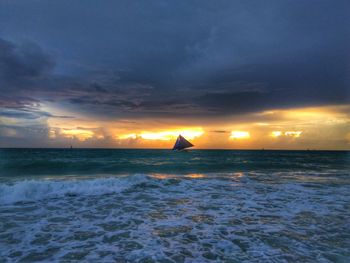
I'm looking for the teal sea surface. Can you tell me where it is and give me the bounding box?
[0,149,349,262]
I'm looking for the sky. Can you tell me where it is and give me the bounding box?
[0,0,349,149]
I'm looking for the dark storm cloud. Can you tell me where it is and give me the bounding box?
[0,109,73,119]
[196,51,350,114]
[0,0,349,120]
[0,37,55,118]
[0,38,54,80]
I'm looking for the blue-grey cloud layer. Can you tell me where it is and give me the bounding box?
[0,0,349,121]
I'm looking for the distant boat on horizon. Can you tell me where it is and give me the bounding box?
[172,135,194,151]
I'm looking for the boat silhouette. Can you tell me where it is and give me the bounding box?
[172,135,194,151]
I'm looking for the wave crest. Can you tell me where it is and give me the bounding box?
[0,175,151,205]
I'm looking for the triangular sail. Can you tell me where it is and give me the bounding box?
[172,135,194,150]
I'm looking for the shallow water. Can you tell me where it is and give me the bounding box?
[0,149,349,262]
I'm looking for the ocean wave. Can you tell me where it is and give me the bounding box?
[0,171,349,262]
[1,170,347,205]
[2,149,348,177]
[0,175,152,205]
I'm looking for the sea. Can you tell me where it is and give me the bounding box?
[0,149,349,262]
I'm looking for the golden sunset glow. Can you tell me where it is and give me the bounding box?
[138,128,204,141]
[284,131,302,137]
[60,129,94,141]
[271,131,302,138]
[230,131,250,139]
[271,131,282,137]
[0,0,348,154]
[30,104,349,149]
[118,133,137,140]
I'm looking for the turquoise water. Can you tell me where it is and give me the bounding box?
[0,149,349,262]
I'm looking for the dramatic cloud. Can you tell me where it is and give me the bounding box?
[0,0,349,148]
[0,38,54,83]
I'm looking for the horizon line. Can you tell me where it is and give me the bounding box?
[0,147,348,152]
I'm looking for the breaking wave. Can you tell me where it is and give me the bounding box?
[0,175,151,204]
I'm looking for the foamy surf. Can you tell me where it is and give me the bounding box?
[1,172,349,262]
[0,149,349,262]
[0,173,245,205]
[0,175,152,205]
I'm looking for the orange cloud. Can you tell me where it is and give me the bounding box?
[59,129,94,141]
[271,131,302,138]
[42,104,349,150]
[230,131,250,139]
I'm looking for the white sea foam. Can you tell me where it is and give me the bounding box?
[0,172,349,262]
[0,173,244,205]
[0,175,150,204]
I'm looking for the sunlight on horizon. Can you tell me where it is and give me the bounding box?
[37,105,350,149]
[61,129,94,141]
[138,128,204,141]
[285,131,302,137]
[271,131,283,137]
[271,131,302,138]
[118,133,137,140]
[230,131,250,139]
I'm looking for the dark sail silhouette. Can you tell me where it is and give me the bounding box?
[172,135,194,151]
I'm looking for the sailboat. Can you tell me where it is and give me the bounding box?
[172,135,194,151]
